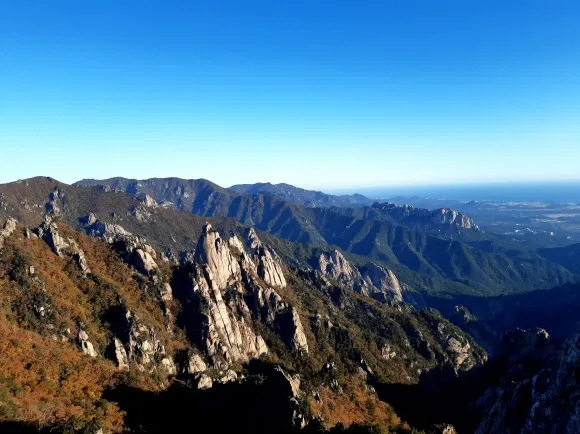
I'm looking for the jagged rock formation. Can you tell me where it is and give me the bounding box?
[72,249,91,276]
[82,213,132,242]
[317,249,359,284]
[46,187,65,216]
[272,365,307,428]
[113,338,130,370]
[437,322,483,371]
[372,202,481,232]
[112,307,176,373]
[190,262,268,366]
[180,224,310,365]
[34,216,69,256]
[315,249,404,303]
[187,353,208,375]
[0,217,18,249]
[194,223,242,291]
[359,262,404,303]
[248,228,287,288]
[431,208,477,229]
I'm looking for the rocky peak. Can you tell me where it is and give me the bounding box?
[34,216,69,256]
[246,228,287,288]
[372,202,481,232]
[111,236,159,275]
[46,187,65,216]
[432,208,479,230]
[194,223,241,291]
[141,194,158,208]
[82,214,132,243]
[189,265,268,366]
[317,249,359,283]
[359,263,404,303]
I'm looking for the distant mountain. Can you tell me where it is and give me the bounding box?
[72,177,577,296]
[228,182,374,208]
[327,202,481,238]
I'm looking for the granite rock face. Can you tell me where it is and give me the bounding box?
[0,217,18,249]
[359,262,404,303]
[315,248,404,303]
[112,307,175,373]
[190,263,268,366]
[317,249,359,283]
[34,216,69,256]
[248,228,287,288]
[372,202,481,232]
[195,223,241,291]
[181,224,310,367]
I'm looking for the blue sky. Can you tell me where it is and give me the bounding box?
[1,1,579,189]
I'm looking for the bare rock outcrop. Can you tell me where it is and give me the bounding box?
[1,217,18,238]
[113,338,129,370]
[195,223,241,291]
[187,353,208,375]
[359,263,404,302]
[82,214,132,242]
[436,321,483,370]
[72,250,91,276]
[245,276,309,354]
[34,216,69,256]
[135,248,158,273]
[248,228,287,288]
[190,266,268,366]
[181,224,311,366]
[432,208,479,230]
[0,217,18,249]
[78,329,98,358]
[317,249,359,284]
[46,187,64,216]
[112,308,175,373]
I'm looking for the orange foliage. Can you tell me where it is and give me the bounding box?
[0,319,124,431]
[308,379,403,431]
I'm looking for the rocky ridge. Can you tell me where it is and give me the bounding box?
[371,202,481,232]
[315,249,404,303]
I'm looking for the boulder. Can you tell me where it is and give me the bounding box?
[187,353,208,375]
[78,329,98,358]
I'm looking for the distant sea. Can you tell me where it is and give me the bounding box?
[331,181,580,203]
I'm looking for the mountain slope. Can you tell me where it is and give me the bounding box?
[538,242,580,274]
[0,213,486,432]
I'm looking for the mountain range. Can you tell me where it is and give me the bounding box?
[1,176,580,433]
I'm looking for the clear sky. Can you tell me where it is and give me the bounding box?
[1,1,579,189]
